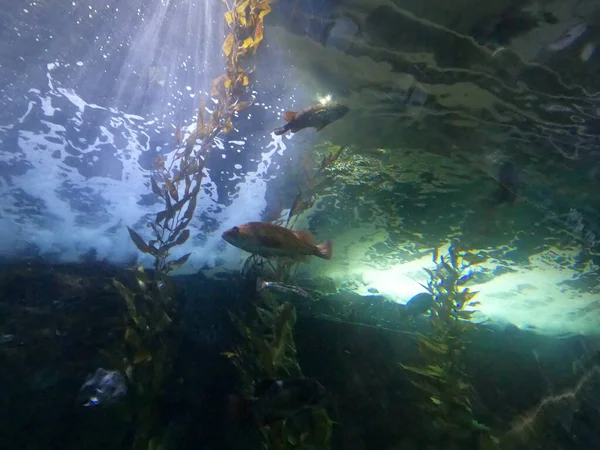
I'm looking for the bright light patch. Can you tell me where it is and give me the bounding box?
[318,94,332,105]
[360,257,432,301]
[333,242,600,337]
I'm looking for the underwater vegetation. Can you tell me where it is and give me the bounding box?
[110,1,276,449]
[110,266,180,450]
[401,245,496,449]
[127,0,274,275]
[225,287,335,449]
[108,2,348,448]
[5,1,597,449]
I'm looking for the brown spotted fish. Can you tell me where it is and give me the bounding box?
[222,221,333,261]
[273,102,349,136]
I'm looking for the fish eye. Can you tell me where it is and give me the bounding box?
[232,226,239,233]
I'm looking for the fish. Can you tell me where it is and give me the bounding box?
[273,102,349,136]
[175,125,183,145]
[222,222,333,261]
[404,292,434,317]
[228,377,329,426]
[489,160,520,206]
[149,65,167,87]
[256,277,310,298]
[78,368,127,407]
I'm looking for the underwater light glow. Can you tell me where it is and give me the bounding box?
[360,260,430,301]
[318,94,332,105]
[337,243,600,337]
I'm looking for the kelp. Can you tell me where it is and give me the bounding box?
[130,0,274,275]
[401,244,499,448]
[102,266,180,450]
[225,292,333,449]
[283,144,348,230]
[112,2,275,449]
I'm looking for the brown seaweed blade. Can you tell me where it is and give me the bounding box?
[401,248,490,446]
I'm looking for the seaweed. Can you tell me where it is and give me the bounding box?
[401,244,499,448]
[225,280,334,449]
[129,0,274,275]
[111,2,275,448]
[108,267,180,450]
[282,144,349,230]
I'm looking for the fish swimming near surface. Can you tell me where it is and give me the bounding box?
[149,65,167,87]
[256,277,310,298]
[273,102,349,136]
[222,222,333,261]
[228,377,329,426]
[488,160,520,207]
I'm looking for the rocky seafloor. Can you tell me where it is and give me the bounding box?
[0,261,599,450]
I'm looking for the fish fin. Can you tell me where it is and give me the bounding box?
[315,239,333,260]
[227,394,254,423]
[289,126,300,133]
[293,230,316,245]
[256,277,266,292]
[283,111,297,122]
[273,126,288,136]
[254,379,279,397]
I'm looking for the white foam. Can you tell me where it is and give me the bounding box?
[0,66,285,271]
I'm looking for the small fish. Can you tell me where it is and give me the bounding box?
[404,292,434,317]
[488,160,520,207]
[273,103,349,136]
[228,377,328,426]
[175,125,183,145]
[78,368,127,407]
[222,222,333,261]
[256,277,310,298]
[149,65,167,87]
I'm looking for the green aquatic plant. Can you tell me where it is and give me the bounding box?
[128,0,274,275]
[401,245,496,447]
[110,266,179,450]
[223,144,346,447]
[283,143,348,230]
[110,2,274,449]
[225,296,334,449]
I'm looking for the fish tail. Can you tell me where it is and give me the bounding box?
[256,277,266,292]
[315,239,333,260]
[273,124,288,136]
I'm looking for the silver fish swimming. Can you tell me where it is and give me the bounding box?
[256,278,310,298]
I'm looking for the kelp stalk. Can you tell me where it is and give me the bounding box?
[113,1,275,449]
[401,245,495,447]
[226,296,334,449]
